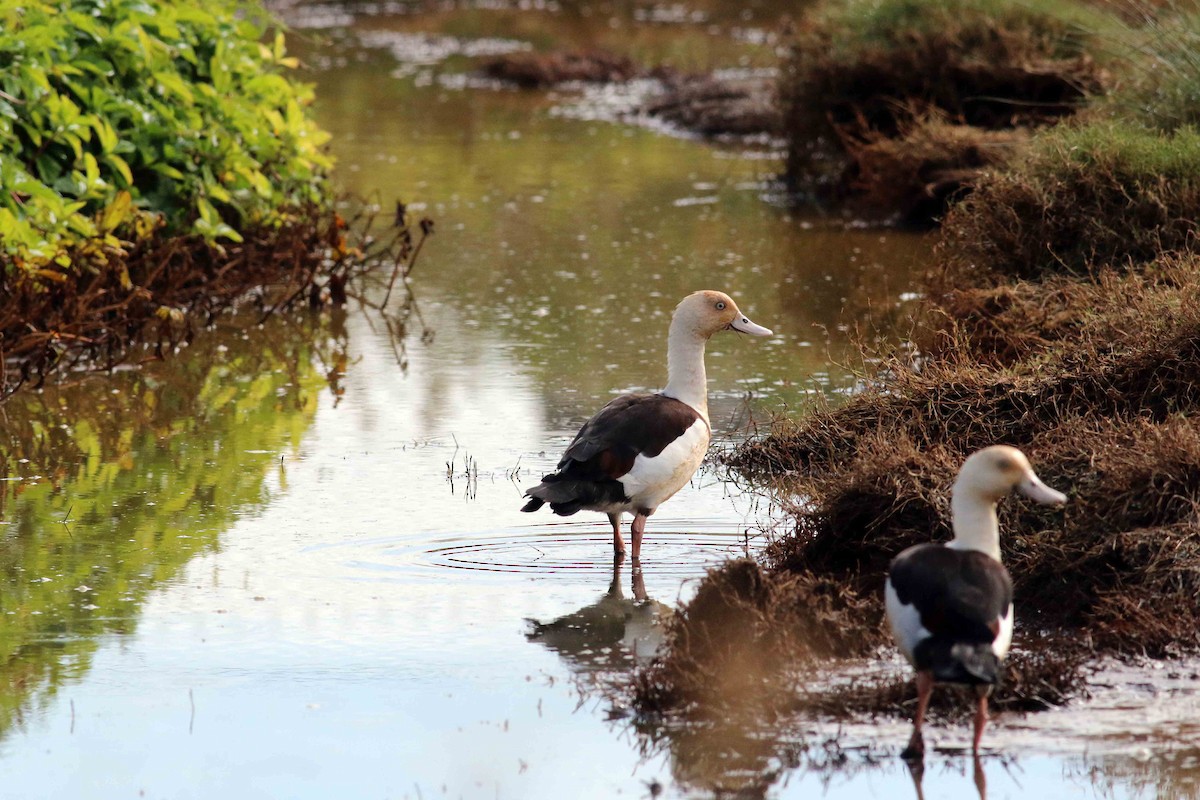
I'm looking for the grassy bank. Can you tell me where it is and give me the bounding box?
[631,1,1200,735]
[0,0,425,397]
[780,0,1113,221]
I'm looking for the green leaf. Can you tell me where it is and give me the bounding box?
[99,190,132,233]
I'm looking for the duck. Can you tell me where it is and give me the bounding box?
[521,290,772,558]
[884,445,1067,758]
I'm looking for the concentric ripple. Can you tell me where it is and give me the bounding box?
[313,520,761,583]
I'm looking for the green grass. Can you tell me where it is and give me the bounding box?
[939,119,1200,280]
[1040,118,1200,177]
[1103,9,1200,132]
[810,0,1116,61]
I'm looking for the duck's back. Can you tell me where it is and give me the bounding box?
[885,543,1013,684]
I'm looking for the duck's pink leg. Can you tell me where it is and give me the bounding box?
[901,670,933,759]
[608,513,625,554]
[630,512,647,559]
[972,687,990,755]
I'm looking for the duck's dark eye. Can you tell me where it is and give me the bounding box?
[716,301,726,310]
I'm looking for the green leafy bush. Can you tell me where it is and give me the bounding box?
[0,0,331,271]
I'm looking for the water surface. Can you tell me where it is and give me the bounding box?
[0,2,1195,798]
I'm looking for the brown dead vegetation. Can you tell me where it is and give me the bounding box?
[784,23,1100,144]
[0,205,431,398]
[935,126,1200,283]
[841,115,1024,224]
[923,254,1200,365]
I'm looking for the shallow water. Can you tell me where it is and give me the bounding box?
[0,2,1197,798]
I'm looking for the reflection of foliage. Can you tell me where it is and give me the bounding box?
[0,311,331,740]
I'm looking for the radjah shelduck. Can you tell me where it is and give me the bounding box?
[521,290,772,558]
[884,445,1066,758]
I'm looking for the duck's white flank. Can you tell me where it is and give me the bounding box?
[884,581,928,663]
[618,416,711,511]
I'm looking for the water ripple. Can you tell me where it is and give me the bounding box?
[312,521,759,582]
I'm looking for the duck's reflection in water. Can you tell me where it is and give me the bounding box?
[526,554,672,672]
[907,754,987,800]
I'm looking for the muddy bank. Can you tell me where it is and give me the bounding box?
[643,72,781,137]
[480,48,780,138]
[779,0,1111,221]
[480,50,639,88]
[0,206,429,399]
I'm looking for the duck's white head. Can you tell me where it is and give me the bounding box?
[949,445,1066,560]
[672,290,773,339]
[954,445,1067,506]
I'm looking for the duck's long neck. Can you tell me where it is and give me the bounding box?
[948,486,1001,561]
[662,320,710,422]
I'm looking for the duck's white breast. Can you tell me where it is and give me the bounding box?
[884,578,929,665]
[994,605,1014,659]
[619,418,710,510]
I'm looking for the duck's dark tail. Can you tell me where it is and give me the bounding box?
[918,639,1001,685]
[520,474,626,516]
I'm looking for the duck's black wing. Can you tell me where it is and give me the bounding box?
[521,393,701,515]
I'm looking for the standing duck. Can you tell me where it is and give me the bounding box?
[884,445,1067,758]
[521,290,772,558]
